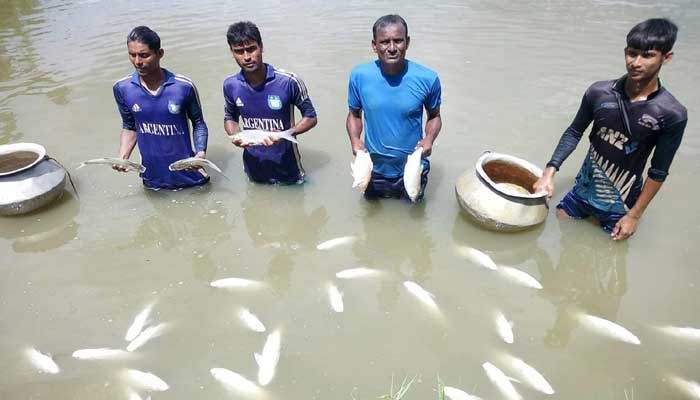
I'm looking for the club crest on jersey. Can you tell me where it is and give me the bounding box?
[236,97,244,107]
[638,114,660,131]
[132,103,141,112]
[267,95,282,110]
[168,100,181,114]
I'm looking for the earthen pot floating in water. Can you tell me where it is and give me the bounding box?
[456,151,547,231]
[0,143,67,216]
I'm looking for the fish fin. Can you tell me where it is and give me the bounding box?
[254,353,262,366]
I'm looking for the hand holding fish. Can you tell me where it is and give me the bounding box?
[229,129,297,147]
[112,157,132,173]
[415,138,433,157]
[533,166,556,200]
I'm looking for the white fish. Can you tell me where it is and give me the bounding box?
[403,281,437,309]
[124,369,169,392]
[230,128,298,145]
[26,347,60,374]
[669,376,700,399]
[496,312,514,344]
[127,323,169,352]
[500,266,543,290]
[125,303,154,342]
[443,386,483,400]
[504,355,555,395]
[403,147,424,202]
[316,236,357,250]
[578,314,641,345]
[350,150,373,193]
[210,277,261,289]
[335,267,379,279]
[77,157,146,173]
[168,157,228,178]
[657,326,700,340]
[72,348,130,360]
[457,246,498,270]
[240,309,266,333]
[328,284,344,313]
[126,389,149,400]
[210,368,260,394]
[255,330,281,386]
[482,362,521,400]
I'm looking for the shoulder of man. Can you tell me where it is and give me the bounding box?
[656,87,688,123]
[407,60,439,78]
[113,73,133,90]
[349,61,379,78]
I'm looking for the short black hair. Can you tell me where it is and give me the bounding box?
[227,21,263,48]
[626,18,678,54]
[127,26,161,51]
[372,14,408,39]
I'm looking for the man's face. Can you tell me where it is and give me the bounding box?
[372,23,410,67]
[624,47,672,82]
[127,41,162,77]
[230,40,264,74]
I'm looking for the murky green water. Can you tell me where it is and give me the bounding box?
[1,0,699,399]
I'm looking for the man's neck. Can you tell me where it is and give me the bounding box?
[244,66,266,88]
[140,68,166,92]
[624,74,660,102]
[380,60,406,76]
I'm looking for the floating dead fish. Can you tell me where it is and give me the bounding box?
[72,348,130,360]
[403,281,437,309]
[126,389,151,400]
[457,246,498,270]
[77,157,145,173]
[240,309,266,333]
[168,157,229,179]
[124,369,169,392]
[503,355,555,395]
[496,312,514,344]
[210,277,261,289]
[127,323,169,352]
[328,284,344,313]
[335,267,378,279]
[578,314,641,345]
[500,266,543,290]
[316,236,357,250]
[125,303,154,342]
[350,150,373,193]
[482,362,521,400]
[230,128,298,145]
[255,330,281,386]
[657,326,700,340]
[669,376,700,399]
[27,347,60,374]
[210,368,261,394]
[403,147,424,202]
[443,386,483,400]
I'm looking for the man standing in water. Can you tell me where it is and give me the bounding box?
[534,18,687,240]
[113,26,209,190]
[346,14,442,201]
[223,21,318,184]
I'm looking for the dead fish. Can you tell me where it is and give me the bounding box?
[26,347,60,374]
[335,267,379,279]
[124,369,169,392]
[240,309,266,333]
[210,277,261,289]
[578,314,640,345]
[127,323,169,352]
[77,157,145,173]
[403,147,424,202]
[443,386,483,400]
[210,368,261,394]
[457,246,498,270]
[403,281,437,309]
[500,266,543,290]
[72,348,130,360]
[482,362,521,400]
[328,284,344,313]
[496,312,514,344]
[316,236,357,250]
[350,150,373,193]
[503,355,555,395]
[168,157,228,179]
[255,330,281,386]
[126,389,151,400]
[125,303,154,342]
[657,326,700,340]
[669,376,700,399]
[230,128,298,145]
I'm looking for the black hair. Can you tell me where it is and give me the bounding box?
[626,18,678,54]
[127,26,161,51]
[227,21,263,48]
[372,14,408,39]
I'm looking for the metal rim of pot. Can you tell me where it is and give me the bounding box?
[0,142,47,177]
[475,151,548,201]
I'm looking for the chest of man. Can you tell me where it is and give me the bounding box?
[590,97,662,155]
[361,77,426,119]
[232,80,292,127]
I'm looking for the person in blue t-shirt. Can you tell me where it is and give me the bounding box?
[112,26,209,190]
[346,14,442,201]
[533,18,687,241]
[223,21,318,184]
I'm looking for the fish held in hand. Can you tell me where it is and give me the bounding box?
[230,128,298,145]
[350,150,373,193]
[240,309,266,333]
[27,347,60,374]
[168,157,228,177]
[403,147,424,202]
[211,368,261,394]
[77,157,145,173]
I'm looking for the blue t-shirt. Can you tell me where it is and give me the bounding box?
[113,69,209,189]
[223,63,317,184]
[348,60,441,177]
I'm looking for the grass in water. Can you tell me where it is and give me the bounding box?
[377,374,418,400]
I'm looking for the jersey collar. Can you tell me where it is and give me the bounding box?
[613,74,664,100]
[130,68,176,87]
[235,63,275,82]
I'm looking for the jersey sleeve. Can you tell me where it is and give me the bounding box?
[290,74,317,119]
[113,83,135,131]
[348,70,362,111]
[185,83,208,153]
[546,87,595,170]
[647,118,687,181]
[424,76,442,111]
[223,82,239,121]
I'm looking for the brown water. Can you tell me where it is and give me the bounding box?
[0,151,39,173]
[1,1,699,399]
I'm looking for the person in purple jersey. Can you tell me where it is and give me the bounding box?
[113,26,209,190]
[223,21,318,184]
[533,19,687,240]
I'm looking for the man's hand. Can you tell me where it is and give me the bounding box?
[611,214,638,241]
[230,135,249,148]
[112,160,130,173]
[351,139,366,156]
[533,166,557,200]
[416,138,433,157]
[195,151,206,158]
[261,136,281,147]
